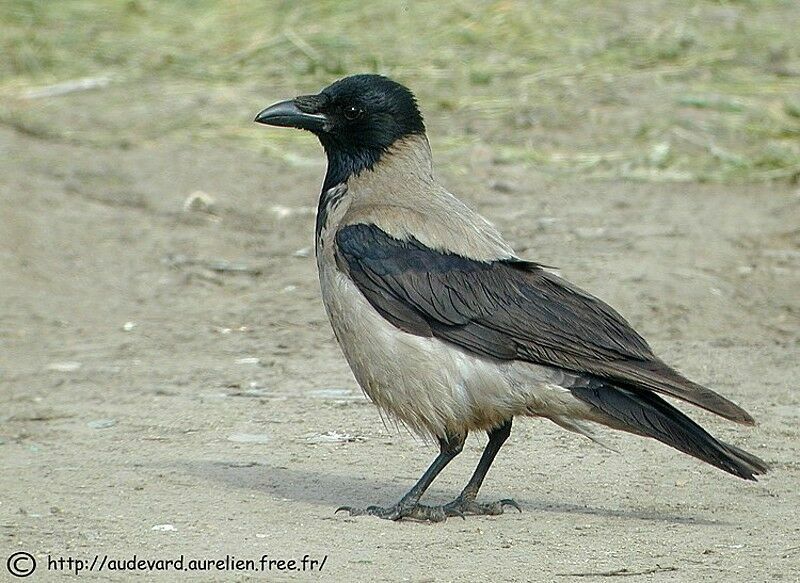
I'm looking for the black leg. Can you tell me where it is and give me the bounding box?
[442,419,520,517]
[337,432,465,522]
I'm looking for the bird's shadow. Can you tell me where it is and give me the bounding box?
[180,458,727,526]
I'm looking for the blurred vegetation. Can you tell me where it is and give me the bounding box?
[1,0,799,182]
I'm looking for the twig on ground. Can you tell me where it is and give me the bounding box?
[22,76,113,99]
[557,566,677,578]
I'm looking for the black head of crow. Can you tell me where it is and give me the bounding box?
[256,74,426,188]
[254,74,768,522]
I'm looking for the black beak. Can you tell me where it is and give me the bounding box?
[254,99,327,132]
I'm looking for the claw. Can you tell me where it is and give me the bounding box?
[500,498,522,513]
[335,505,374,517]
[450,508,467,520]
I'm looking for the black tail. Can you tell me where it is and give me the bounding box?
[571,380,769,481]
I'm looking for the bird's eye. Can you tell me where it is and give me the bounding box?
[343,105,363,121]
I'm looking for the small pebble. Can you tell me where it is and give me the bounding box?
[87,419,117,429]
[573,227,607,240]
[489,180,516,193]
[270,205,315,218]
[183,190,216,213]
[292,247,312,258]
[151,524,176,532]
[47,362,82,372]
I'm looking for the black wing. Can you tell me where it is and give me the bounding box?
[335,223,754,424]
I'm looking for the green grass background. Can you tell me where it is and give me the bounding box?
[2,0,799,182]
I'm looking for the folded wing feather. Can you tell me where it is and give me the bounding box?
[335,222,755,425]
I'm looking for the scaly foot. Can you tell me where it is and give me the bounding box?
[336,496,520,521]
[336,503,447,522]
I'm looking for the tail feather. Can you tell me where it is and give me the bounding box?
[599,359,756,425]
[570,380,769,480]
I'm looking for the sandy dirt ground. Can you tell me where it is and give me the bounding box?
[1,93,799,582]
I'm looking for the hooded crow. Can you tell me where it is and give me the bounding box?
[254,74,768,522]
